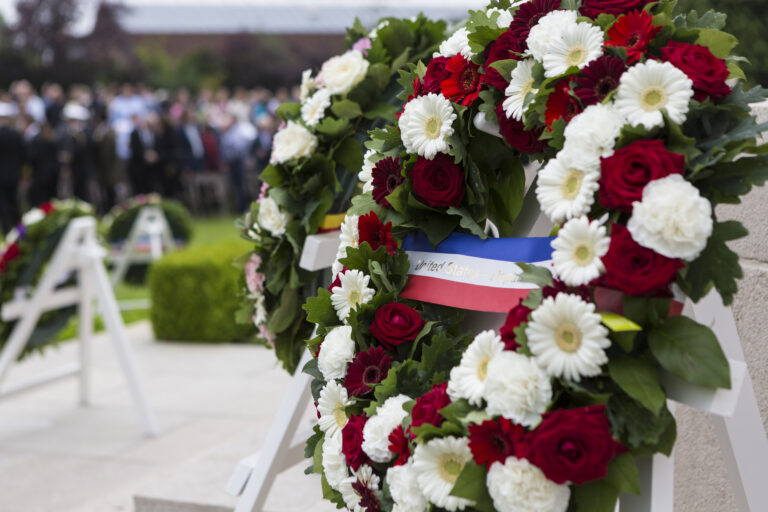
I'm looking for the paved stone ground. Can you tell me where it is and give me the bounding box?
[0,322,333,512]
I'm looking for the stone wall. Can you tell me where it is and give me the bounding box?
[674,101,768,511]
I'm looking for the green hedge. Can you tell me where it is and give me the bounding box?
[148,239,255,342]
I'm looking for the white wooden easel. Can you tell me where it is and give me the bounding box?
[0,216,158,436]
[110,205,176,286]
[228,114,768,511]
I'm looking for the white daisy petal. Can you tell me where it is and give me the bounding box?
[503,59,537,121]
[527,10,579,62]
[358,149,381,194]
[317,381,353,439]
[536,150,600,224]
[412,436,474,511]
[398,93,457,160]
[330,269,376,322]
[551,216,610,286]
[447,330,504,406]
[542,22,604,78]
[339,465,381,512]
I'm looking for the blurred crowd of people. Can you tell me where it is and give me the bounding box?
[0,79,291,235]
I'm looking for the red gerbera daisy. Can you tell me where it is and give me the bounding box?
[344,346,393,397]
[441,55,484,107]
[544,80,582,127]
[358,211,397,254]
[508,0,561,43]
[605,10,662,64]
[573,55,627,106]
[387,425,411,466]
[468,417,526,468]
[371,157,403,207]
[483,30,525,91]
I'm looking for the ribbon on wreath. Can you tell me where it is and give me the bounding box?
[400,231,555,313]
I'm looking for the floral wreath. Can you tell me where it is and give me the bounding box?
[237,15,448,373]
[301,1,768,511]
[0,199,94,358]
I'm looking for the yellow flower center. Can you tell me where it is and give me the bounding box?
[425,116,441,138]
[562,169,584,199]
[566,47,585,68]
[573,243,594,265]
[334,403,348,428]
[476,356,491,381]
[438,455,466,484]
[521,78,535,100]
[641,87,667,111]
[348,289,361,306]
[556,323,582,353]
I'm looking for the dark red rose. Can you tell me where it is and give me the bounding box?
[525,405,626,485]
[388,425,411,466]
[423,56,451,94]
[358,211,398,255]
[580,0,653,18]
[602,224,684,295]
[345,346,393,397]
[574,56,626,106]
[342,414,370,471]
[599,139,685,212]
[468,417,526,467]
[369,302,425,351]
[605,10,662,63]
[509,0,561,43]
[484,30,525,91]
[499,300,533,351]
[542,279,592,302]
[441,55,484,106]
[371,157,403,208]
[410,382,451,431]
[495,104,546,154]
[411,154,465,208]
[661,40,731,101]
[40,202,55,214]
[545,80,582,127]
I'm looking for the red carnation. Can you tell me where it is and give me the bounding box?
[484,30,525,91]
[423,56,451,95]
[602,224,684,296]
[441,55,484,107]
[388,425,411,466]
[525,405,625,485]
[545,80,582,127]
[581,0,653,18]
[499,300,532,351]
[661,40,731,101]
[468,417,526,467]
[371,157,404,207]
[411,154,466,208]
[411,382,451,431]
[358,211,397,255]
[574,56,627,106]
[599,139,685,212]
[369,302,425,351]
[509,0,561,43]
[605,10,662,64]
[342,414,370,471]
[40,202,55,214]
[495,104,546,155]
[344,347,393,397]
[542,279,592,302]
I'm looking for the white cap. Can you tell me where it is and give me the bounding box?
[63,103,91,121]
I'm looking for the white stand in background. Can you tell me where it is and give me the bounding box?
[0,216,158,436]
[110,205,176,287]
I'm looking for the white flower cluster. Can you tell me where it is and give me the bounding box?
[362,394,411,462]
[256,196,290,237]
[399,93,457,160]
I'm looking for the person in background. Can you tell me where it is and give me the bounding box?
[177,109,205,174]
[27,122,62,206]
[154,114,181,198]
[42,82,66,130]
[220,113,253,212]
[60,104,94,202]
[200,115,220,172]
[128,113,156,195]
[252,114,276,174]
[91,111,118,213]
[11,80,46,124]
[0,103,25,234]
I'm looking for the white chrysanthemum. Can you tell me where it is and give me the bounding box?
[257,196,289,236]
[332,214,360,278]
[614,60,694,130]
[527,10,579,62]
[388,461,429,512]
[331,269,375,321]
[562,103,625,167]
[487,457,571,512]
[299,69,316,102]
[317,381,353,439]
[301,88,332,127]
[362,394,410,463]
[487,7,514,29]
[412,436,474,511]
[318,325,355,380]
[627,174,713,260]
[320,50,370,96]
[542,22,604,78]
[399,93,456,160]
[22,208,44,226]
[270,121,318,164]
[503,59,537,121]
[483,351,552,427]
[252,294,267,326]
[339,465,380,512]
[322,432,349,491]
[447,330,504,406]
[358,149,381,194]
[526,293,611,382]
[551,216,610,286]
[436,27,473,59]
[536,151,600,224]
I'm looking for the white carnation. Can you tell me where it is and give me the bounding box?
[317,325,355,380]
[562,103,625,166]
[483,351,552,427]
[257,196,289,237]
[358,149,381,194]
[362,394,410,463]
[388,462,429,512]
[320,50,370,96]
[299,69,316,102]
[487,457,570,512]
[22,208,44,226]
[436,27,473,59]
[527,10,578,62]
[322,433,349,490]
[487,7,514,29]
[301,88,332,127]
[270,121,318,164]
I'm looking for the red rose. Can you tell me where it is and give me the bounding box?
[342,414,370,471]
[484,30,525,91]
[369,302,425,351]
[525,405,625,485]
[468,417,526,467]
[599,139,685,212]
[499,300,532,351]
[423,56,451,94]
[602,224,684,296]
[661,40,731,101]
[358,211,398,254]
[410,382,451,431]
[388,425,411,466]
[495,104,546,155]
[411,154,465,208]
[580,0,653,18]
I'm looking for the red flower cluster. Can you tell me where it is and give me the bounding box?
[495,104,546,155]
[342,414,370,471]
[574,56,626,106]
[580,0,653,18]
[499,300,532,351]
[544,80,582,127]
[410,382,451,431]
[358,211,398,254]
[345,347,393,397]
[411,154,466,208]
[468,417,526,467]
[369,302,425,351]
[484,31,525,90]
[661,41,731,101]
[0,243,20,274]
[606,10,662,63]
[441,55,484,106]
[387,425,411,466]
[423,57,451,94]
[371,157,403,208]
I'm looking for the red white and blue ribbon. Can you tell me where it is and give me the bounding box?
[400,232,555,313]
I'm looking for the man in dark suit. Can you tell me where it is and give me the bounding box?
[0,104,26,234]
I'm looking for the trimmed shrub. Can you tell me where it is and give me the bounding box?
[148,239,255,342]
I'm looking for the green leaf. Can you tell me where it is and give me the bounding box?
[696,28,739,59]
[648,316,731,389]
[449,461,495,512]
[516,262,554,288]
[315,117,350,136]
[303,288,338,325]
[268,287,300,333]
[607,395,676,454]
[333,136,364,173]
[571,479,620,512]
[605,453,641,495]
[331,99,363,119]
[446,207,487,238]
[275,102,300,120]
[608,355,666,415]
[489,59,517,81]
[363,102,400,121]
